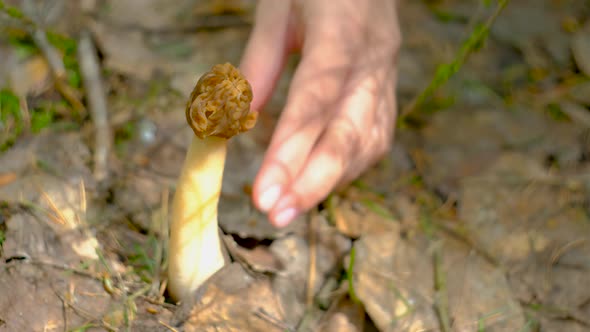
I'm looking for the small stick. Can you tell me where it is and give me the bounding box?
[157,188,170,301]
[306,212,318,307]
[254,308,294,332]
[150,188,168,297]
[59,285,68,332]
[550,238,587,264]
[54,288,115,330]
[77,30,112,182]
[18,95,30,133]
[141,295,176,310]
[79,178,87,214]
[158,319,179,332]
[559,101,590,129]
[27,259,101,279]
[433,245,452,332]
[32,29,65,78]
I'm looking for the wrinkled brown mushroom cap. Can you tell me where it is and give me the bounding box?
[186,63,257,139]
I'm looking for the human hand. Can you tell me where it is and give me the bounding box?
[240,0,401,227]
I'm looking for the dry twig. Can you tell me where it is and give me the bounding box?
[158,319,179,332]
[27,259,102,279]
[77,30,112,182]
[306,212,318,307]
[254,308,295,332]
[433,243,452,332]
[53,287,117,331]
[148,188,169,299]
[18,95,31,132]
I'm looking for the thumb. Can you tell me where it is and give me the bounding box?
[239,0,294,112]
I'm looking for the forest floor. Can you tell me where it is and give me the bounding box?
[1,0,590,331]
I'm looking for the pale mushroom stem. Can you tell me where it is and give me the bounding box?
[168,136,227,301]
[166,62,256,303]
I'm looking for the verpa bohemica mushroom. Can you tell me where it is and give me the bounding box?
[168,63,257,302]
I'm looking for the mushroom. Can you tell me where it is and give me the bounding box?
[167,63,257,302]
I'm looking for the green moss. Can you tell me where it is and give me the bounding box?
[128,235,158,283]
[546,103,569,121]
[0,89,22,150]
[1,89,62,150]
[7,34,38,59]
[47,32,81,88]
[30,108,54,133]
[0,0,25,20]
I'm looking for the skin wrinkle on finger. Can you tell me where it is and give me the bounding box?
[271,58,352,144]
[296,120,361,209]
[274,40,393,213]
[261,64,350,168]
[331,16,400,187]
[253,24,359,207]
[340,92,396,187]
[254,64,350,214]
[284,65,384,211]
[274,23,400,215]
[245,0,402,225]
[340,65,398,186]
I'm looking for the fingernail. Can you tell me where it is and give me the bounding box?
[257,185,281,212]
[273,207,298,228]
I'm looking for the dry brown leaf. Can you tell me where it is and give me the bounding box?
[270,220,351,300]
[174,263,293,332]
[438,238,526,331]
[460,153,590,330]
[351,230,438,332]
[404,105,582,196]
[328,191,399,238]
[317,296,365,332]
[0,172,17,187]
